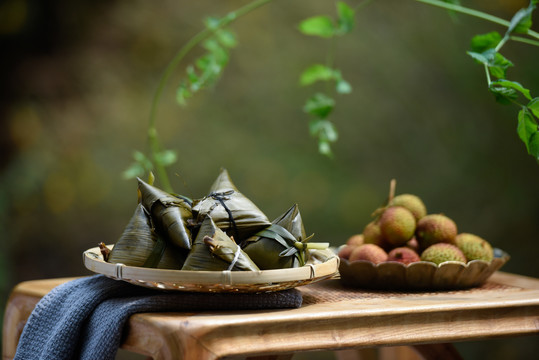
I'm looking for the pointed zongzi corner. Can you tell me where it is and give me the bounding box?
[108,204,187,269]
[182,216,259,271]
[208,168,238,193]
[137,178,193,251]
[242,204,317,270]
[191,169,271,243]
[273,203,307,242]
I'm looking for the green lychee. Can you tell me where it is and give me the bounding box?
[389,194,427,220]
[454,233,493,262]
[415,214,457,250]
[362,221,391,250]
[349,244,388,264]
[379,206,416,247]
[387,247,420,265]
[420,243,466,265]
[363,221,382,243]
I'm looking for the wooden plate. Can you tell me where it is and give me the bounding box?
[83,246,339,293]
[339,248,510,290]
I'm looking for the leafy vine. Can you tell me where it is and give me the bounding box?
[124,0,539,191]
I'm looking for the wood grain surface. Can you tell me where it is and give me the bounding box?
[3,272,539,360]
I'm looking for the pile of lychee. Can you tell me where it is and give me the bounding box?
[338,193,494,266]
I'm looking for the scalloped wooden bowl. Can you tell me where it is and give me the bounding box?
[339,248,510,290]
[83,246,340,293]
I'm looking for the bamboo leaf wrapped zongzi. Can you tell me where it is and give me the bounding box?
[181,216,259,271]
[242,204,323,269]
[108,203,188,269]
[137,178,193,250]
[191,169,271,242]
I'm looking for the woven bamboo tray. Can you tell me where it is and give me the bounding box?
[339,248,510,290]
[83,245,340,293]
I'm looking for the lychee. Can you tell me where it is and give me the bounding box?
[389,194,427,220]
[349,244,388,264]
[379,206,416,247]
[387,247,420,265]
[363,221,382,244]
[415,214,457,250]
[420,243,466,265]
[455,233,493,262]
[346,234,364,247]
[406,237,419,252]
[362,221,392,250]
[337,245,354,260]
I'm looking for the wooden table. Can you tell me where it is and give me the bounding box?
[3,271,539,360]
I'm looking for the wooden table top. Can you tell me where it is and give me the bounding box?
[4,271,539,360]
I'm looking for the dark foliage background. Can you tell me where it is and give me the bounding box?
[1,1,538,358]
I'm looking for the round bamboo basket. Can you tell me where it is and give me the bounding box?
[83,246,340,293]
[339,248,510,290]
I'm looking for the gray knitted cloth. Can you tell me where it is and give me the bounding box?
[14,275,302,360]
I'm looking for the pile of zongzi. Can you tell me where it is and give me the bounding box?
[102,169,328,272]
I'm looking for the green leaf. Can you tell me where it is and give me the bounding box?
[203,39,229,64]
[309,119,338,142]
[491,80,532,100]
[195,54,212,71]
[336,79,352,94]
[216,29,237,48]
[318,139,333,157]
[298,15,336,38]
[488,53,513,79]
[279,246,299,258]
[470,32,502,52]
[133,151,153,170]
[155,150,177,167]
[529,132,539,161]
[467,51,489,64]
[489,85,518,105]
[323,121,339,142]
[507,2,536,35]
[299,64,335,86]
[336,2,355,34]
[467,49,513,79]
[123,162,145,180]
[176,82,191,106]
[266,224,297,243]
[123,151,154,180]
[517,108,538,155]
[204,16,222,30]
[303,93,335,118]
[528,97,539,118]
[186,66,200,91]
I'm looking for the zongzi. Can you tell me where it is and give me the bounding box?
[242,204,324,270]
[182,216,259,271]
[108,203,188,269]
[191,169,270,242]
[138,178,193,250]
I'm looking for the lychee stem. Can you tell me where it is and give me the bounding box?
[388,178,396,203]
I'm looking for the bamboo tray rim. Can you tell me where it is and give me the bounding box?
[83,245,340,292]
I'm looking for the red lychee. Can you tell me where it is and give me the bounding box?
[349,244,388,264]
[387,247,420,265]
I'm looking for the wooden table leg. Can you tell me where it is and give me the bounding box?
[335,348,378,360]
[2,293,42,360]
[411,343,463,360]
[335,344,462,360]
[379,346,423,360]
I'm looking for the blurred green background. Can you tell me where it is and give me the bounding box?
[1,0,538,359]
